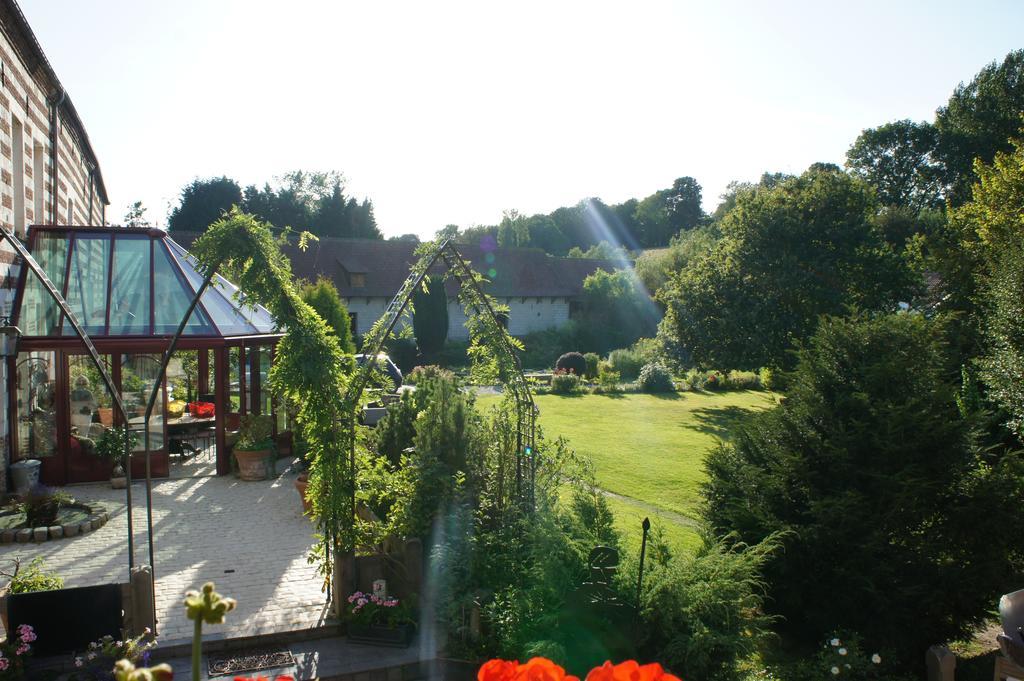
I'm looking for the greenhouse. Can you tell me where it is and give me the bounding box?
[6,225,284,485]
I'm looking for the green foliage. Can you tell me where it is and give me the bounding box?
[93,426,138,463]
[703,311,1024,661]
[957,138,1024,443]
[412,275,449,357]
[935,49,1024,205]
[300,276,356,355]
[385,336,418,374]
[242,170,382,239]
[608,348,645,381]
[577,269,660,355]
[638,363,674,393]
[342,591,414,628]
[637,533,779,681]
[235,414,275,451]
[5,557,63,594]
[189,209,353,575]
[582,353,600,379]
[659,166,915,370]
[550,372,582,395]
[634,225,721,294]
[167,176,242,233]
[519,325,581,371]
[555,352,587,375]
[22,487,72,527]
[597,365,621,392]
[845,120,944,210]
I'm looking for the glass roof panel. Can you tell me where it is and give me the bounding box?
[153,241,216,335]
[62,235,109,336]
[108,235,151,335]
[166,239,277,336]
[19,232,68,336]
[16,228,279,339]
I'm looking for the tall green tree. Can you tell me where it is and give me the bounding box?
[936,49,1024,205]
[299,276,356,354]
[412,275,449,357]
[950,137,1024,442]
[167,176,242,233]
[659,166,914,369]
[576,268,660,354]
[845,120,944,210]
[704,311,1024,662]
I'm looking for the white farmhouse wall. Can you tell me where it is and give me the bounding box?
[505,297,570,336]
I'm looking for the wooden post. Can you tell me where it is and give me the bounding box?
[925,645,955,681]
[214,346,229,476]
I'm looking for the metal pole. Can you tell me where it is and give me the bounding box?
[636,516,651,611]
[141,261,220,629]
[0,226,137,569]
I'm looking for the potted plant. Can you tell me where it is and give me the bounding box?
[344,591,415,647]
[294,471,312,515]
[233,415,275,481]
[94,426,138,489]
[0,557,63,632]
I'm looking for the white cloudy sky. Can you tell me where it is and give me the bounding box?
[19,0,1024,238]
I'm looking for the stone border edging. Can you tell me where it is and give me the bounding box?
[0,502,109,544]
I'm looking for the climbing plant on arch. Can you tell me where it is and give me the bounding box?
[190,211,538,593]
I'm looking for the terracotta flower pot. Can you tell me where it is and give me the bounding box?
[294,472,312,515]
[234,448,270,481]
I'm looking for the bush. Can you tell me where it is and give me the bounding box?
[703,312,1024,663]
[4,557,63,594]
[550,372,582,395]
[702,371,723,390]
[638,363,674,393]
[22,486,72,527]
[637,533,779,681]
[385,336,418,374]
[519,324,581,371]
[725,370,761,390]
[597,366,621,392]
[555,352,587,376]
[583,352,600,379]
[608,348,644,381]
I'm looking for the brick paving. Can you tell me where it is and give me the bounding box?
[0,457,332,646]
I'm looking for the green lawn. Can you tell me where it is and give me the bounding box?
[480,390,778,551]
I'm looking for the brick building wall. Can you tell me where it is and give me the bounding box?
[0,0,108,491]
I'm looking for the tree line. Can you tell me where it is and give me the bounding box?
[166,170,382,239]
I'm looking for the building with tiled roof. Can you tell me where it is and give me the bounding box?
[175,233,618,340]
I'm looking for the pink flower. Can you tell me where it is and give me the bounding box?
[0,657,8,670]
[15,643,28,655]
[19,630,36,643]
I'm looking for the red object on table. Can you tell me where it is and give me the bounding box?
[188,401,215,418]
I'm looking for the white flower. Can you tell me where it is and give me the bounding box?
[830,638,840,647]
[838,648,847,656]
[831,666,840,675]
[74,657,84,668]
[871,654,881,664]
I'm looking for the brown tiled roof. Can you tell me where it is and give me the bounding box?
[172,233,617,299]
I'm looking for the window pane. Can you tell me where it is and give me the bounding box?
[109,236,151,334]
[122,354,165,451]
[19,233,68,336]
[15,351,57,458]
[63,235,110,335]
[153,242,214,334]
[68,354,114,441]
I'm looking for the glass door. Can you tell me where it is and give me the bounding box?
[66,353,116,483]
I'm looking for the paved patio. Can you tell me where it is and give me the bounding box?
[0,457,333,646]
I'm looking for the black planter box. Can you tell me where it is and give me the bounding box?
[347,622,415,647]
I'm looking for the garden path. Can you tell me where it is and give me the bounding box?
[0,458,332,647]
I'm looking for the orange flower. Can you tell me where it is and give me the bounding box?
[516,658,580,681]
[479,659,520,681]
[585,660,680,681]
[478,658,580,681]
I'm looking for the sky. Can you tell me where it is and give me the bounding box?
[18,0,1024,239]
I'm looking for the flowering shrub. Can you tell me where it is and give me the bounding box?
[477,657,681,681]
[555,352,587,376]
[72,628,158,679]
[0,624,36,679]
[812,633,897,680]
[551,371,582,395]
[638,363,674,393]
[232,675,294,681]
[345,591,414,628]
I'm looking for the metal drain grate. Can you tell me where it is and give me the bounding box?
[208,648,295,677]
